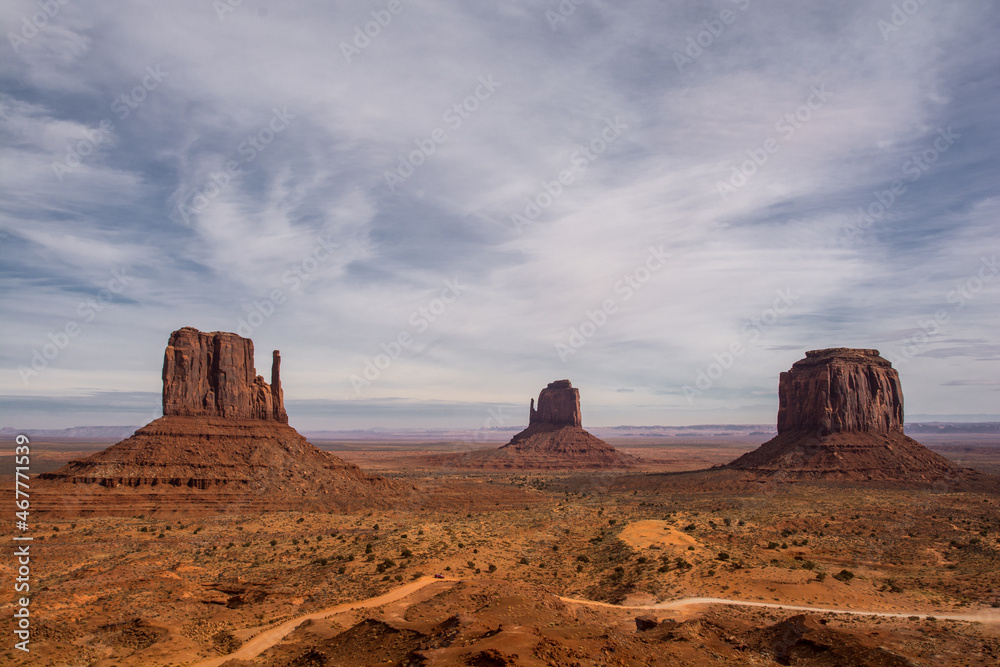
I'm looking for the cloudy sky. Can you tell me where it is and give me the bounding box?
[2,0,998,431]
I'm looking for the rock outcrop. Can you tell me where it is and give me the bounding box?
[37,327,398,514]
[529,379,582,428]
[438,380,635,470]
[776,348,902,435]
[162,327,287,422]
[727,348,971,481]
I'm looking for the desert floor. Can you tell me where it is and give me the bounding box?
[2,435,999,665]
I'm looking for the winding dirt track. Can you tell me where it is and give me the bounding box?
[193,576,1000,666]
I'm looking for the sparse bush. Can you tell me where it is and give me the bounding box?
[467,560,475,569]
[716,552,730,561]
[815,572,827,582]
[488,564,496,572]
[372,524,379,530]
[269,539,277,547]
[833,569,855,583]
[767,542,779,549]
[577,555,590,563]
[337,566,346,574]
[400,548,413,558]
[723,518,732,527]
[683,524,696,532]
[519,557,529,565]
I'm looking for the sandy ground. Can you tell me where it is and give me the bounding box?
[195,575,1000,665]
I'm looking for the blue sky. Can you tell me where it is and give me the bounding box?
[1,0,998,430]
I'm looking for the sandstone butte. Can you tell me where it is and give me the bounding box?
[37,327,398,514]
[726,347,977,481]
[440,380,636,470]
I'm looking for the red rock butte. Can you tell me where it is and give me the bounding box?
[37,327,398,514]
[162,327,288,422]
[440,380,635,470]
[727,348,971,481]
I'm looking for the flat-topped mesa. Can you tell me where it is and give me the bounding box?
[776,348,903,436]
[162,327,287,423]
[528,379,582,428]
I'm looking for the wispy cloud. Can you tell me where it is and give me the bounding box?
[1,0,998,429]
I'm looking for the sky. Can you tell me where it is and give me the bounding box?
[1,0,998,431]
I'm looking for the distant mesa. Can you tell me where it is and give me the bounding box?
[726,348,976,481]
[439,380,636,470]
[37,327,398,514]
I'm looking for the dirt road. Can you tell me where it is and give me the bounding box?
[194,576,1000,666]
[557,594,1000,623]
[190,577,452,667]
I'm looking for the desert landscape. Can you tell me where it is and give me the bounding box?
[2,333,998,666]
[4,4,999,666]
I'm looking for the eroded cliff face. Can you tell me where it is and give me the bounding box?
[529,379,583,428]
[776,348,903,436]
[161,327,287,423]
